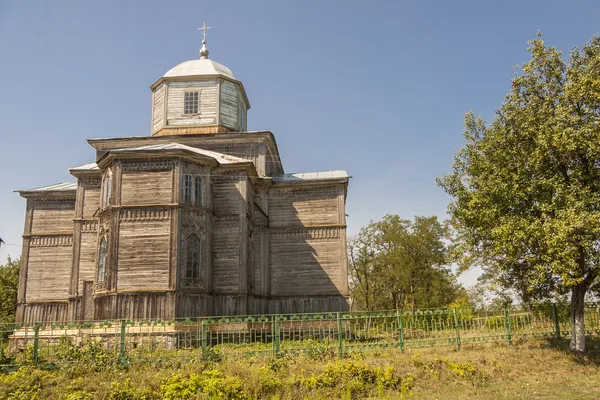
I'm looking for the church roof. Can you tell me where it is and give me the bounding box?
[69,162,99,172]
[163,58,235,80]
[16,182,77,195]
[272,170,350,182]
[108,143,250,165]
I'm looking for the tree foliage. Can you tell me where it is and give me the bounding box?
[0,257,19,325]
[438,34,600,351]
[348,215,461,312]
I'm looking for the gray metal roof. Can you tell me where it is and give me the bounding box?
[110,143,250,165]
[163,59,235,80]
[18,182,77,193]
[272,170,349,182]
[69,162,99,171]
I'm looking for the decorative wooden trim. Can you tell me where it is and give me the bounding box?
[30,235,73,247]
[120,208,171,221]
[269,227,343,240]
[23,231,74,237]
[120,158,173,171]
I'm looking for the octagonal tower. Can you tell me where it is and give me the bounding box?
[149,39,250,136]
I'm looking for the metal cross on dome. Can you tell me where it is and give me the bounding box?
[198,23,211,41]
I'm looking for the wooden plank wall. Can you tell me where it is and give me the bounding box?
[117,218,171,290]
[167,81,218,127]
[31,200,75,233]
[121,170,172,205]
[268,186,342,228]
[152,83,166,134]
[219,80,239,130]
[26,239,73,301]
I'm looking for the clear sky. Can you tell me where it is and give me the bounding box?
[1,0,599,287]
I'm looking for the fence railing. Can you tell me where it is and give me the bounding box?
[1,302,599,368]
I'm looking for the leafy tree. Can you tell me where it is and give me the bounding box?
[0,257,19,325]
[348,215,461,311]
[438,34,600,352]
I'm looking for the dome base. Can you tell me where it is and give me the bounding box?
[152,125,237,137]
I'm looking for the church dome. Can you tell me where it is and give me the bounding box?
[163,58,235,80]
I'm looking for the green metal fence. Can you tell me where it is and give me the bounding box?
[1,302,599,369]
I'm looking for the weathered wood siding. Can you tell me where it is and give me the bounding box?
[78,221,98,294]
[268,186,342,228]
[212,217,240,293]
[219,80,239,130]
[167,81,218,126]
[269,228,344,296]
[151,83,166,134]
[83,187,100,218]
[26,238,73,301]
[117,218,171,290]
[120,170,172,205]
[22,302,68,323]
[31,200,75,233]
[212,176,242,216]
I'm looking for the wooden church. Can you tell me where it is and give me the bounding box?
[15,33,350,323]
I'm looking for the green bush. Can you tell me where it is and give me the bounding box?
[161,370,246,400]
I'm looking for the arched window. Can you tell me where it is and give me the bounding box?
[186,235,200,279]
[98,238,107,282]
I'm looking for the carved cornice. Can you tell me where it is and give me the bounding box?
[268,186,343,199]
[120,208,171,221]
[120,158,173,171]
[80,176,101,187]
[270,226,343,240]
[33,199,76,209]
[214,215,240,227]
[30,235,73,247]
[80,220,99,233]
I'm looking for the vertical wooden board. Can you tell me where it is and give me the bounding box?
[212,219,240,293]
[152,83,166,133]
[26,245,73,301]
[219,80,239,130]
[83,187,100,218]
[120,170,172,205]
[31,201,75,233]
[117,220,171,290]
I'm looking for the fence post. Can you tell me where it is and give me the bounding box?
[274,316,280,358]
[32,324,40,365]
[396,309,404,352]
[504,309,512,345]
[119,320,126,364]
[552,303,561,338]
[452,308,461,351]
[337,312,343,360]
[201,319,207,357]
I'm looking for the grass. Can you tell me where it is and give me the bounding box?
[1,337,600,399]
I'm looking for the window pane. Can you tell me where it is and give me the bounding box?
[186,235,200,279]
[98,238,107,282]
[184,175,192,202]
[195,176,201,205]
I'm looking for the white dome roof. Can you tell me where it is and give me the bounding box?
[163,59,235,80]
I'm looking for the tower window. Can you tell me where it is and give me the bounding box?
[184,175,193,202]
[98,238,107,282]
[184,91,199,114]
[186,235,201,279]
[194,176,202,205]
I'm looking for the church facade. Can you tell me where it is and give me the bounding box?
[15,39,350,323]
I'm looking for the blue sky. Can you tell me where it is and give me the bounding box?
[1,1,599,287]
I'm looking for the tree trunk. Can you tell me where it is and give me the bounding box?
[569,284,587,352]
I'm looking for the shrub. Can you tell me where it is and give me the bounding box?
[161,370,246,400]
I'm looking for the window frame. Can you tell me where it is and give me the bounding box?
[184,175,193,203]
[194,176,202,205]
[97,237,107,282]
[183,91,199,115]
[186,234,201,280]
